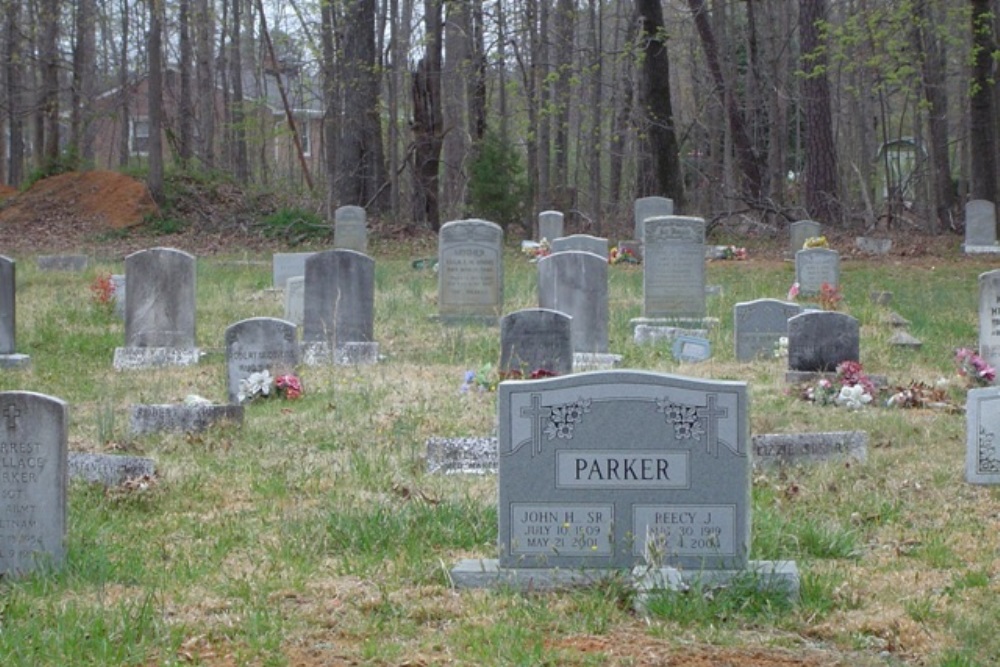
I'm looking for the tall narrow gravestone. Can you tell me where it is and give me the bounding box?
[225,317,299,403]
[794,247,840,297]
[0,391,68,576]
[334,205,368,253]
[0,256,30,368]
[437,219,504,323]
[500,309,574,378]
[302,249,378,365]
[537,210,564,242]
[114,247,199,369]
[634,196,673,243]
[538,251,609,355]
[643,216,707,319]
[967,387,1000,484]
[451,371,798,595]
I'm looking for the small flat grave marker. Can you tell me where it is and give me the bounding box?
[672,336,711,363]
[129,404,244,435]
[752,432,867,469]
[426,436,498,475]
[68,453,156,487]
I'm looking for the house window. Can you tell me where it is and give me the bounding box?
[297,123,311,157]
[130,118,150,155]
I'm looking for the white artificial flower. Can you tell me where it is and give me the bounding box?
[835,384,872,410]
[238,369,273,403]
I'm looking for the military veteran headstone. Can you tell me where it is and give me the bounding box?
[963,200,1000,253]
[789,220,822,255]
[225,317,299,403]
[500,309,574,378]
[0,256,30,369]
[642,216,707,319]
[786,311,860,377]
[284,276,305,325]
[551,234,609,258]
[334,205,368,253]
[302,249,378,365]
[538,210,564,242]
[272,252,315,289]
[979,270,1000,376]
[437,219,504,323]
[538,251,609,357]
[634,196,673,242]
[733,299,803,362]
[794,247,840,297]
[967,387,1000,484]
[0,391,68,576]
[114,247,199,369]
[451,371,798,595]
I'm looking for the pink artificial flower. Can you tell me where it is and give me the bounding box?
[787,282,800,300]
[275,374,303,399]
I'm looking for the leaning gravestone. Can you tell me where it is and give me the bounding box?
[0,391,68,576]
[979,270,1000,376]
[500,309,574,378]
[284,276,305,326]
[225,317,299,403]
[272,252,315,289]
[794,247,840,297]
[437,219,504,323]
[451,371,798,595]
[538,251,609,356]
[733,299,803,362]
[302,249,378,365]
[0,256,30,369]
[334,205,368,253]
[963,200,1000,253]
[114,247,199,369]
[551,234,609,258]
[786,311,860,375]
[538,210,564,242]
[642,216,707,319]
[789,220,822,255]
[967,387,1000,484]
[634,196,673,243]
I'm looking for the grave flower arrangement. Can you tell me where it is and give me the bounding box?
[803,235,829,248]
[521,239,551,262]
[238,370,304,403]
[609,246,640,265]
[818,282,843,310]
[719,245,747,260]
[955,347,996,387]
[801,360,876,409]
[460,364,558,393]
[90,272,116,314]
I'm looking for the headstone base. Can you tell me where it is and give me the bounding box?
[0,353,31,369]
[431,314,500,327]
[68,452,156,486]
[572,352,622,372]
[963,244,1000,254]
[634,325,709,346]
[631,317,718,330]
[450,559,800,603]
[129,404,243,435]
[114,347,201,370]
[300,341,380,366]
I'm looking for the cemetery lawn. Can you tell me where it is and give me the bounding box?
[1,232,996,667]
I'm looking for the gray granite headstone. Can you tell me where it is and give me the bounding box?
[500,309,574,377]
[634,196,673,242]
[964,200,998,251]
[538,210,564,242]
[733,299,803,362]
[538,251,608,354]
[272,252,315,289]
[68,452,156,486]
[0,257,28,368]
[225,317,299,404]
[437,219,504,323]
[794,247,840,297]
[789,220,822,255]
[752,432,867,469]
[643,216,706,319]
[36,255,88,272]
[551,234,609,258]
[0,391,68,576]
[787,311,860,372]
[671,336,711,363]
[303,249,375,345]
[129,404,244,435]
[283,276,305,325]
[334,205,368,253]
[979,270,1000,378]
[967,387,1000,484]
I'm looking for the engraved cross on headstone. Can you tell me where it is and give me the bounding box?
[699,393,739,457]
[4,403,20,430]
[518,393,549,456]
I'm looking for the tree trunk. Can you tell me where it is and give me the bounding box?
[179,0,194,166]
[230,0,249,183]
[321,0,338,219]
[40,0,61,168]
[148,0,165,203]
[70,0,97,165]
[608,3,635,210]
[916,0,954,232]
[970,0,996,202]
[411,0,443,229]
[552,0,574,211]
[441,0,472,222]
[6,0,25,185]
[195,0,216,169]
[117,0,130,169]
[587,0,602,233]
[469,0,487,143]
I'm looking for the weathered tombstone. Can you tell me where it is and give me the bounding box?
[437,219,504,323]
[451,370,798,595]
[963,200,999,253]
[225,317,299,404]
[114,247,199,369]
[0,391,68,576]
[551,234,609,258]
[634,196,673,242]
[794,247,840,297]
[129,404,244,435]
[752,431,868,469]
[733,299,803,362]
[500,309,574,378]
[283,276,305,325]
[643,216,706,319]
[0,256,30,368]
[786,311,860,374]
[537,210,564,242]
[272,252,315,289]
[334,205,368,253]
[538,251,609,355]
[68,452,156,487]
[672,336,712,363]
[979,270,1000,376]
[426,436,499,475]
[36,255,88,272]
[789,220,822,255]
[967,387,1000,484]
[302,249,377,364]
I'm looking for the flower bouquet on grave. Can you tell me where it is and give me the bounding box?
[89,272,117,315]
[720,245,747,261]
[955,347,996,388]
[238,369,304,403]
[800,361,876,410]
[521,239,551,262]
[804,235,829,249]
[818,282,843,311]
[609,246,640,265]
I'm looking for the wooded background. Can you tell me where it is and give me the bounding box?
[0,0,992,237]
